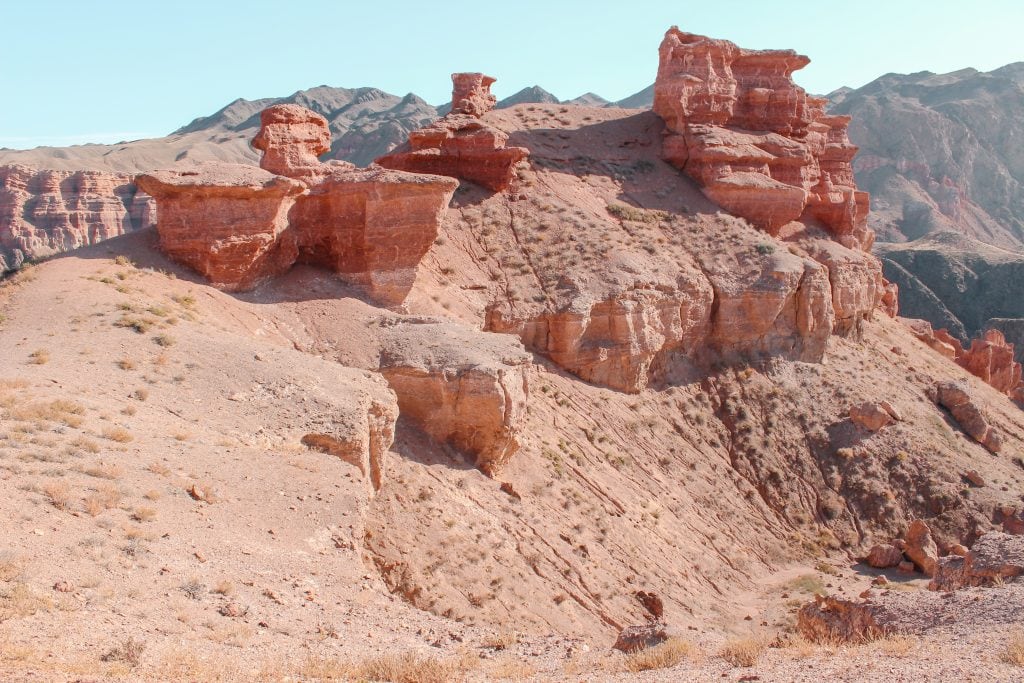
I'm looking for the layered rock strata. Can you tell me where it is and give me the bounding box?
[376,73,529,191]
[653,28,873,251]
[0,164,154,273]
[139,105,456,303]
[378,319,530,474]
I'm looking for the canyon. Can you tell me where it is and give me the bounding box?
[0,24,1023,683]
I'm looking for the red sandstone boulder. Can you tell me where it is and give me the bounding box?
[136,164,305,291]
[451,72,497,117]
[904,519,940,576]
[865,543,904,569]
[799,238,883,337]
[0,164,154,273]
[850,402,896,432]
[653,27,874,250]
[880,278,899,317]
[377,74,528,192]
[933,380,1002,453]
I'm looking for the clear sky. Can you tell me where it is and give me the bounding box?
[2,0,1021,149]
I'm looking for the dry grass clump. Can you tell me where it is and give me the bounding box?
[301,651,474,683]
[27,349,50,365]
[1001,630,1024,666]
[720,636,767,667]
[117,358,136,371]
[0,552,22,582]
[0,582,53,621]
[84,485,122,516]
[79,462,124,480]
[6,399,85,427]
[875,634,917,658]
[40,480,72,510]
[101,426,133,443]
[623,637,695,673]
[132,507,157,522]
[101,637,146,667]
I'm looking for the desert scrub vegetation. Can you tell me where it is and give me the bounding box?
[1002,630,1024,666]
[300,650,477,683]
[622,637,695,673]
[101,426,133,443]
[720,636,767,667]
[27,348,50,365]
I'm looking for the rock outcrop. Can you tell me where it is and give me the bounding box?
[298,378,398,493]
[136,164,305,291]
[849,401,900,432]
[797,595,894,643]
[139,105,457,303]
[865,542,905,569]
[653,28,873,251]
[904,519,940,576]
[488,270,714,394]
[376,74,529,191]
[932,380,1002,453]
[959,330,1023,396]
[930,533,1024,591]
[378,320,530,474]
[0,164,154,274]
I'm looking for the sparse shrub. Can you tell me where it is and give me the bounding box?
[113,255,134,267]
[101,426,133,443]
[623,638,695,673]
[755,242,776,255]
[720,636,767,667]
[101,637,145,667]
[117,358,136,371]
[27,349,50,365]
[132,507,157,522]
[1002,631,1024,666]
[153,334,175,347]
[40,481,72,510]
[181,578,205,601]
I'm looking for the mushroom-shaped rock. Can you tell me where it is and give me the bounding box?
[376,75,528,192]
[378,320,530,474]
[451,72,497,117]
[933,380,1002,453]
[135,163,305,291]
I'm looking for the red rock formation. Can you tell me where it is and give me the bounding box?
[378,320,530,474]
[136,164,305,291]
[904,519,939,576]
[653,27,873,250]
[959,329,1022,396]
[933,380,1002,453]
[0,164,154,273]
[865,543,904,569]
[251,104,332,180]
[849,402,897,432]
[930,533,1024,590]
[288,166,457,305]
[880,278,899,318]
[451,73,497,117]
[140,104,456,304]
[376,74,528,192]
[904,320,1023,398]
[797,595,894,643]
[799,238,883,337]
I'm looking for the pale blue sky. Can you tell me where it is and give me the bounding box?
[2,0,1021,148]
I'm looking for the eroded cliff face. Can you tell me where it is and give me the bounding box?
[0,164,154,273]
[653,28,873,252]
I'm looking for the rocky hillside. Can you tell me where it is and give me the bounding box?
[2,28,1024,682]
[829,64,1024,249]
